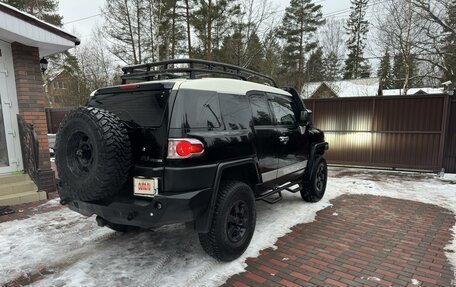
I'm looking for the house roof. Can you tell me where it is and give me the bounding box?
[301,78,380,99]
[0,2,80,57]
[382,87,445,96]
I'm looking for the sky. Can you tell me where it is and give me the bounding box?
[59,0,353,42]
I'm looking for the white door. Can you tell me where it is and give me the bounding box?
[0,40,22,173]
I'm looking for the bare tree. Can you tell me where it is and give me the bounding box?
[102,0,148,64]
[236,0,276,68]
[320,18,346,80]
[375,0,425,94]
[411,0,456,83]
[76,28,119,92]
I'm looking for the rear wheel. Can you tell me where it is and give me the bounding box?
[300,157,327,202]
[198,181,256,262]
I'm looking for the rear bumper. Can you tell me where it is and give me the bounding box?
[67,188,212,228]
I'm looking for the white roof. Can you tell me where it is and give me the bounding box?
[301,78,380,98]
[0,2,79,57]
[94,78,291,97]
[382,87,445,96]
[178,78,291,96]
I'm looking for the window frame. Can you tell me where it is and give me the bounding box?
[268,93,299,128]
[247,91,274,127]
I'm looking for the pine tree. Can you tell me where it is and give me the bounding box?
[278,0,324,91]
[261,30,282,82]
[343,0,369,79]
[392,53,405,89]
[304,48,324,82]
[216,29,244,66]
[216,27,264,72]
[103,0,186,64]
[0,0,62,25]
[322,52,343,81]
[157,0,187,60]
[377,49,393,89]
[191,0,241,60]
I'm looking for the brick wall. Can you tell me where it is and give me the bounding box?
[11,42,55,192]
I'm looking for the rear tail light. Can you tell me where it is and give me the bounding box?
[167,138,205,159]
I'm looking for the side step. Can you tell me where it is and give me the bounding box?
[258,190,283,204]
[257,181,302,204]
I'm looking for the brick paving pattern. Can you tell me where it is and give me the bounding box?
[0,192,60,223]
[224,195,455,287]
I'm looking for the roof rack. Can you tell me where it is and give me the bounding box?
[121,58,278,87]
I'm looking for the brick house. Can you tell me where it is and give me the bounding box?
[44,70,75,107]
[0,3,79,205]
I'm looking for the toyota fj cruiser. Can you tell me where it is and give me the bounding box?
[55,59,329,261]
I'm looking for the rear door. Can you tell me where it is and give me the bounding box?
[88,84,172,164]
[269,93,309,179]
[248,92,278,184]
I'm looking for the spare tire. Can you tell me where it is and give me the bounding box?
[55,107,132,201]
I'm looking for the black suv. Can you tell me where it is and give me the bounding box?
[56,59,329,261]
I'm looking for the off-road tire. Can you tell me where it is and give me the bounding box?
[55,107,132,202]
[300,157,327,202]
[198,181,256,262]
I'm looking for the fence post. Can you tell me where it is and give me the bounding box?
[437,94,451,171]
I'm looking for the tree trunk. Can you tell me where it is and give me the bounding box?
[124,0,137,64]
[207,0,212,60]
[136,0,142,64]
[148,1,156,62]
[185,0,192,57]
[171,0,177,59]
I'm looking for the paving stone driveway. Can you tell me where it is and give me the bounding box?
[224,194,455,287]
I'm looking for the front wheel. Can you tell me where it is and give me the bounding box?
[300,157,328,202]
[198,181,256,262]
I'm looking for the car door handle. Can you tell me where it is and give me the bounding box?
[279,136,289,144]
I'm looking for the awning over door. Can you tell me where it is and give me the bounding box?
[0,3,80,57]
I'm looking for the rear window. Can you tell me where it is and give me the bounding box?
[219,94,250,130]
[89,90,170,127]
[170,90,221,129]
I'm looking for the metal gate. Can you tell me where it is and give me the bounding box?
[304,94,452,172]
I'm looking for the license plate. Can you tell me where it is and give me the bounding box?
[134,177,159,197]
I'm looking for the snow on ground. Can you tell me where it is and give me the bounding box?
[0,167,455,287]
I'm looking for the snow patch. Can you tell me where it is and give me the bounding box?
[362,276,381,282]
[0,168,455,287]
[411,278,422,286]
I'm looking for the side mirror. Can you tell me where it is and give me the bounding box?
[300,109,312,125]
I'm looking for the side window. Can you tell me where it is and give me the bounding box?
[219,94,250,130]
[270,95,297,126]
[170,90,221,129]
[248,94,272,126]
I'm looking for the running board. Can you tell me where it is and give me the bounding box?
[256,181,302,204]
[258,190,282,204]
